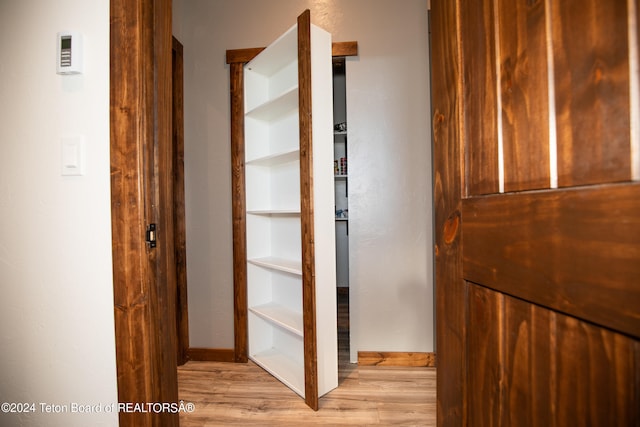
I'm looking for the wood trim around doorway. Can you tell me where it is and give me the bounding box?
[186,347,236,362]
[226,41,359,64]
[172,36,190,366]
[358,351,437,367]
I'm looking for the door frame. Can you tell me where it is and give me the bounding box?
[172,35,190,366]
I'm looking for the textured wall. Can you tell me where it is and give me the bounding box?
[0,1,118,425]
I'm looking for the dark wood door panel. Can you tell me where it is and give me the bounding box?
[433,0,640,424]
[467,283,640,426]
[463,183,640,339]
[467,284,503,426]
[498,0,550,193]
[553,0,631,187]
[460,0,500,196]
[461,0,634,197]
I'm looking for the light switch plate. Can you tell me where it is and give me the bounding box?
[61,135,85,176]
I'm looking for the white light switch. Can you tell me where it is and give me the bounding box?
[61,135,85,176]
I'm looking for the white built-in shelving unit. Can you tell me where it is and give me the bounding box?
[243,12,337,408]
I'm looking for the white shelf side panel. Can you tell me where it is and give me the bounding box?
[248,313,305,397]
[309,23,338,398]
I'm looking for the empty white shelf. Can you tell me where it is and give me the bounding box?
[247,257,302,275]
[245,86,298,121]
[246,148,299,166]
[247,209,300,215]
[250,348,305,398]
[249,303,303,337]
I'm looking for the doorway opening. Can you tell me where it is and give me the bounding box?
[332,57,353,379]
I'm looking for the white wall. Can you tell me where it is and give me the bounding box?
[0,1,118,426]
[174,0,433,359]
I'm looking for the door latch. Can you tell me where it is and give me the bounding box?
[146,223,157,248]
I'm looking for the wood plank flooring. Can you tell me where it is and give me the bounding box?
[177,290,436,426]
[178,360,436,426]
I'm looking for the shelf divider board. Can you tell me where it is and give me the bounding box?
[247,257,302,275]
[246,148,299,166]
[245,86,298,120]
[247,209,300,215]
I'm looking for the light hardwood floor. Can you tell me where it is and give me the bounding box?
[177,291,436,426]
[178,360,436,426]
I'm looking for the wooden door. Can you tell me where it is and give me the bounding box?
[110,0,179,425]
[431,0,640,425]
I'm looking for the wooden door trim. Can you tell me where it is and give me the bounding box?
[110,0,178,425]
[358,351,437,367]
[227,40,358,366]
[172,36,190,366]
[229,60,248,363]
[226,41,359,64]
[186,347,235,362]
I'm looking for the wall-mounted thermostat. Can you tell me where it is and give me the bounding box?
[56,31,83,75]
